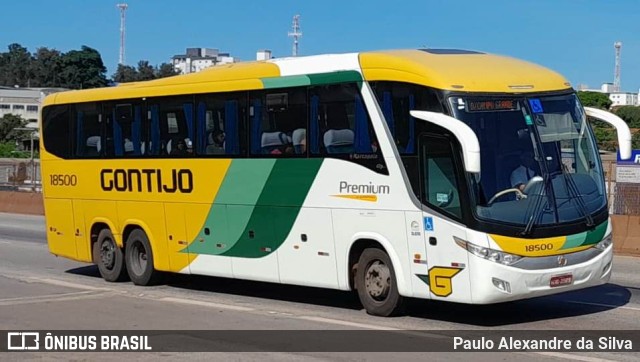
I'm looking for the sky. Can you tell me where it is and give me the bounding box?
[2,0,640,92]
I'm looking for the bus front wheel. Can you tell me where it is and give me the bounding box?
[125,229,159,286]
[93,229,128,282]
[355,248,404,317]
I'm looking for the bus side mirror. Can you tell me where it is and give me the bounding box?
[584,107,632,160]
[410,110,481,174]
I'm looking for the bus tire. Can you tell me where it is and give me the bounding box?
[125,229,159,286]
[355,248,404,317]
[93,229,128,282]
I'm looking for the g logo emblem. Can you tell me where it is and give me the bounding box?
[428,267,463,297]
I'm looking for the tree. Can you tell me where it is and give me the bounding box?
[30,47,63,87]
[577,91,612,110]
[614,106,640,128]
[0,114,27,142]
[112,61,179,84]
[113,64,138,83]
[0,142,18,158]
[0,43,33,87]
[59,46,108,89]
[156,63,179,78]
[137,60,156,81]
[633,131,640,150]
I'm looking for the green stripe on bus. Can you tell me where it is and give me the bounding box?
[184,159,276,255]
[560,220,608,250]
[260,71,363,89]
[261,75,311,89]
[222,158,323,257]
[307,71,362,85]
[582,220,608,246]
[214,159,276,205]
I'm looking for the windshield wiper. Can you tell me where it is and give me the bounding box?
[560,164,595,228]
[520,173,551,236]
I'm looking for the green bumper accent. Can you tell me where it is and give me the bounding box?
[561,220,608,250]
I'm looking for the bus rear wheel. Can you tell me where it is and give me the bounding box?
[355,248,404,317]
[125,229,159,286]
[93,229,128,282]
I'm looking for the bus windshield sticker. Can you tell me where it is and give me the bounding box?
[436,193,449,203]
[466,99,518,112]
[424,217,434,231]
[525,115,533,125]
[528,99,544,113]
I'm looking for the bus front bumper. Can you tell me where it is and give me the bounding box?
[467,246,613,304]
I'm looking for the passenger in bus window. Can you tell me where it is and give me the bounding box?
[510,151,537,191]
[171,139,188,156]
[206,130,225,155]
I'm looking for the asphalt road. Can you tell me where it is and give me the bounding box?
[0,212,638,361]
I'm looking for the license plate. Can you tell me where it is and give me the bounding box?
[550,274,573,287]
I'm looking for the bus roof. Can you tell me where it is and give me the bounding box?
[43,49,571,106]
[359,49,571,93]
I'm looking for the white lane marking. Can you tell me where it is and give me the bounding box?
[160,297,255,312]
[0,291,112,306]
[0,291,94,303]
[27,277,113,292]
[567,300,640,312]
[295,315,401,330]
[535,351,615,362]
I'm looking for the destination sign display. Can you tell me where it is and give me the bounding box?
[467,99,519,112]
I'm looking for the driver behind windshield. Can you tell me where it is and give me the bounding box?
[510,151,537,192]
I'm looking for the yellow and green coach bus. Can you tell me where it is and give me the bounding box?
[40,49,632,316]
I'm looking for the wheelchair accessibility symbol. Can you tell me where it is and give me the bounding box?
[424,217,434,231]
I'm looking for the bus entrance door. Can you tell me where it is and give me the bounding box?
[419,133,471,302]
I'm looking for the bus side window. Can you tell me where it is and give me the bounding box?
[148,97,195,157]
[370,81,443,155]
[309,83,377,155]
[250,87,306,157]
[196,91,247,157]
[73,103,101,158]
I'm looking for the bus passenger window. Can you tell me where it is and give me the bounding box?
[370,81,443,155]
[149,97,194,157]
[250,87,306,157]
[74,103,101,158]
[196,92,247,157]
[309,83,377,156]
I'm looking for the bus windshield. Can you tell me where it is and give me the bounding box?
[449,93,606,228]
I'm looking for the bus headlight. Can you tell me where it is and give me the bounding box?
[454,237,522,266]
[594,233,613,251]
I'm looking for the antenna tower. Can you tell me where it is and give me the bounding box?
[288,15,302,57]
[117,3,128,65]
[614,41,622,92]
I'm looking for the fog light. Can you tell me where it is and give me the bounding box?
[492,277,511,294]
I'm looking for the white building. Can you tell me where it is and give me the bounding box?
[609,92,638,107]
[0,87,66,151]
[256,50,272,61]
[171,48,236,74]
[577,83,640,107]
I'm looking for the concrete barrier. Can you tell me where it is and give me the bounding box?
[0,191,44,215]
[611,215,640,257]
